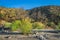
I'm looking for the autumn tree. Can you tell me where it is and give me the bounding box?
[20,17,32,34]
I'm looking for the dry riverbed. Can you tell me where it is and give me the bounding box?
[0,33,60,40]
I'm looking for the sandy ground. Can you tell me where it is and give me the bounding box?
[0,33,60,40]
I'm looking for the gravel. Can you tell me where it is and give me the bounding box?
[0,33,60,40]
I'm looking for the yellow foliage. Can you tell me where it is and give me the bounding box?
[33,22,45,29]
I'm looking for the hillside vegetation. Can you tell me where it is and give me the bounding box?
[0,5,60,33]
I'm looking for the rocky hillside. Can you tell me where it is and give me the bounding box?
[28,6,60,27]
[0,5,60,29]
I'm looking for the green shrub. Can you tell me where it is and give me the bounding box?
[4,22,12,28]
[11,20,21,31]
[56,23,60,30]
[32,22,45,29]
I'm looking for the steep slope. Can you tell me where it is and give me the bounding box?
[28,6,60,25]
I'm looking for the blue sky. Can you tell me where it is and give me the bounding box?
[0,0,60,9]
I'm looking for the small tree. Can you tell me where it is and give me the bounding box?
[20,18,32,34]
[32,22,45,29]
[10,18,32,34]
